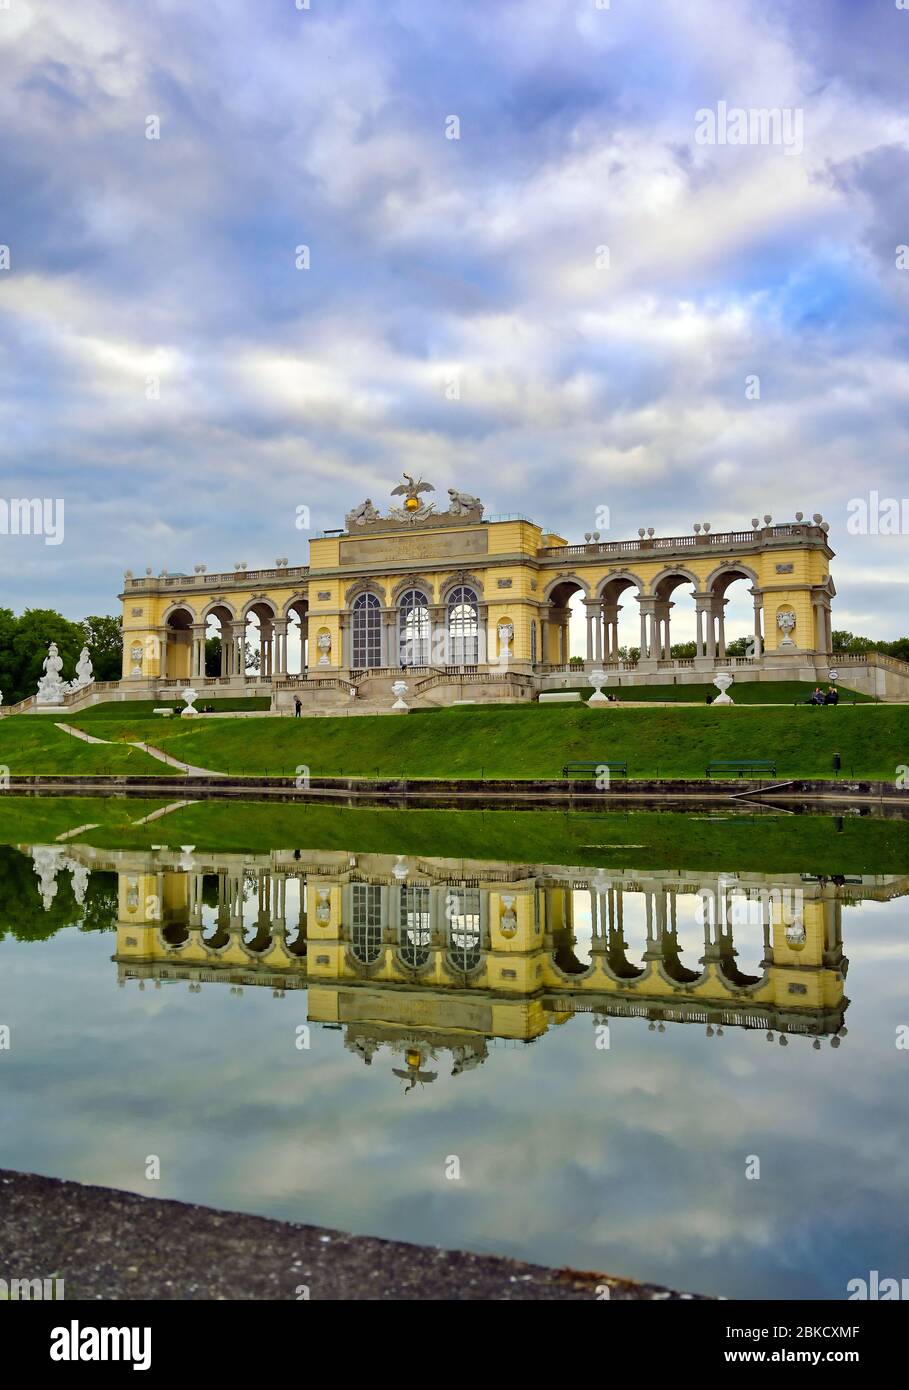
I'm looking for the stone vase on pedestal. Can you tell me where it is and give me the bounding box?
[587,668,610,705]
[712,672,734,704]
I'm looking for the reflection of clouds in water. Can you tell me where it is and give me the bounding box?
[2,889,908,1300]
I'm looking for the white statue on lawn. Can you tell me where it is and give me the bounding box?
[37,642,66,705]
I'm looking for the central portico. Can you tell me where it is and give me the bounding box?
[118,477,847,709]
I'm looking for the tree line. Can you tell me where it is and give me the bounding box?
[0,610,122,707]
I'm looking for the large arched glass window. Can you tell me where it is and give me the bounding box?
[398,589,430,667]
[351,592,381,669]
[399,885,431,968]
[446,888,482,972]
[351,883,382,963]
[447,586,479,665]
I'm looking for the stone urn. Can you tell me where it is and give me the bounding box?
[392,680,409,710]
[182,686,200,715]
[712,672,734,704]
[777,610,797,647]
[587,668,609,704]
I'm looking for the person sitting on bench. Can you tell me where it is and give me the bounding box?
[825,686,839,705]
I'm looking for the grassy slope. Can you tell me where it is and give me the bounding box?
[67,703,909,780]
[0,795,906,874]
[0,719,171,776]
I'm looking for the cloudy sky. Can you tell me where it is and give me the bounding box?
[1,0,907,637]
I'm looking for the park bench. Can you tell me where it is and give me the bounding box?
[705,759,777,779]
[562,760,628,779]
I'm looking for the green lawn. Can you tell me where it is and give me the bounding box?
[0,796,906,875]
[0,719,171,776]
[62,702,909,781]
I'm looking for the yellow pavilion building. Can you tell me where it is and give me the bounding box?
[114,475,873,710]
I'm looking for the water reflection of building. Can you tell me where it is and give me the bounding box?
[25,844,909,1083]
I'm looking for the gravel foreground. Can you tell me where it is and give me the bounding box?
[0,1169,706,1301]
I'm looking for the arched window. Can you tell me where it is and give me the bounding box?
[398,589,430,667]
[447,888,482,972]
[351,592,381,669]
[399,885,431,968]
[447,586,479,665]
[351,883,382,963]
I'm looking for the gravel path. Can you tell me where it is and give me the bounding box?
[0,1169,704,1301]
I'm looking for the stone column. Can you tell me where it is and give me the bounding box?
[273,619,289,676]
[750,589,763,657]
[594,605,603,662]
[231,623,246,679]
[259,624,272,678]
[382,612,397,668]
[585,606,594,662]
[191,624,206,678]
[716,599,727,659]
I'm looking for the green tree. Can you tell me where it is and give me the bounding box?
[0,607,19,706]
[205,635,222,677]
[81,615,123,682]
[8,609,84,706]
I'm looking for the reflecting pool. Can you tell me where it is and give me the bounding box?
[1,824,908,1299]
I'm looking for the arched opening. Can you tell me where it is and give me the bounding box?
[164,607,194,680]
[446,887,482,971]
[651,572,697,661]
[447,586,479,666]
[398,589,431,667]
[351,593,382,670]
[546,579,587,667]
[285,599,308,674]
[350,882,382,963]
[245,601,277,681]
[398,884,431,968]
[598,577,643,664]
[552,888,593,973]
[204,604,234,678]
[706,568,759,661]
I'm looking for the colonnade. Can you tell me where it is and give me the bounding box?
[182,616,305,680]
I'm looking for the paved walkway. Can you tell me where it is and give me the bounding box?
[129,742,227,778]
[0,1168,702,1301]
[54,721,108,745]
[131,799,199,825]
[54,721,226,778]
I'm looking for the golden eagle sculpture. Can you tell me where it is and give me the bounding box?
[390,474,436,516]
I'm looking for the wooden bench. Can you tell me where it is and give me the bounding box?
[562,760,628,779]
[705,759,776,779]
